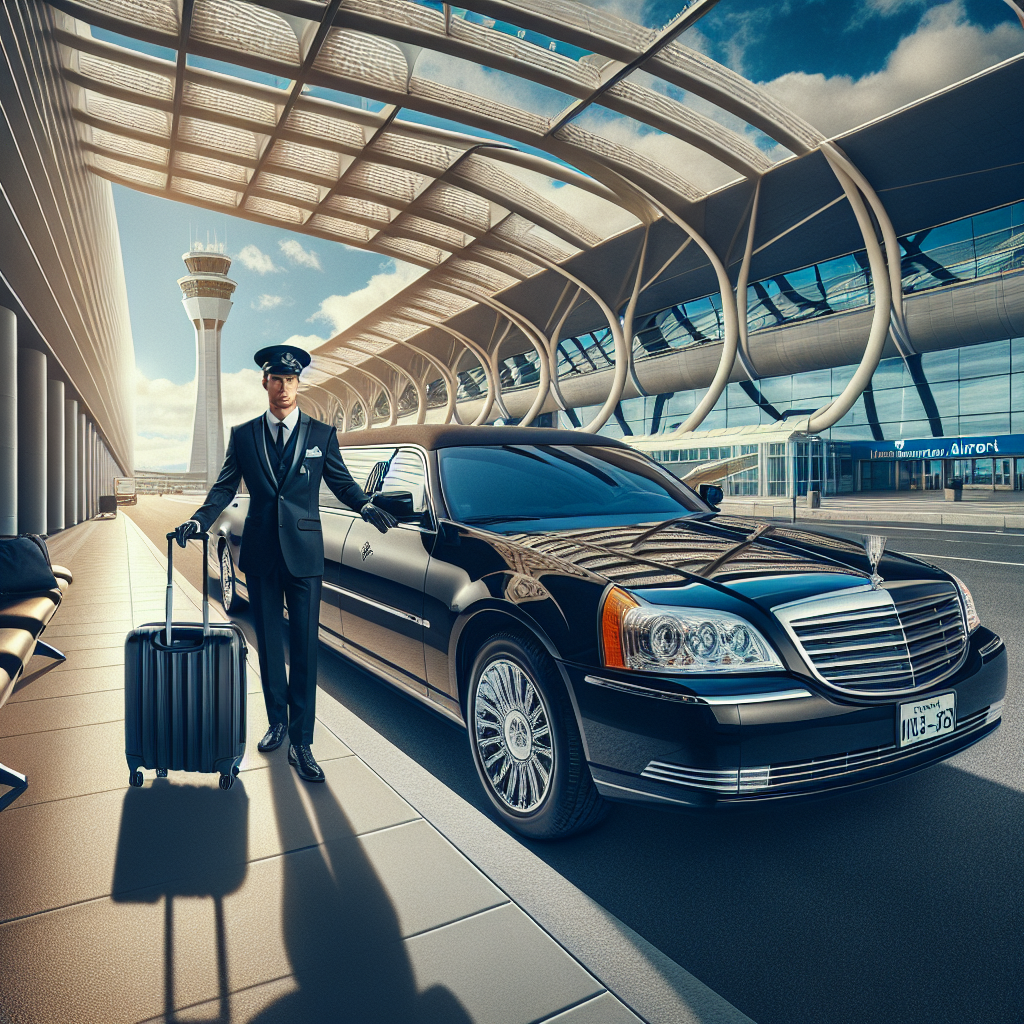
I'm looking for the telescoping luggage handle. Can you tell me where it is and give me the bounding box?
[164,531,210,644]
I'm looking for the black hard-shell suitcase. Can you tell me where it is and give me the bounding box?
[124,532,247,790]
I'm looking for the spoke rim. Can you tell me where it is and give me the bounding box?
[220,548,233,607]
[473,656,553,813]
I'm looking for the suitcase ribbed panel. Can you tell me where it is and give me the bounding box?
[125,623,247,776]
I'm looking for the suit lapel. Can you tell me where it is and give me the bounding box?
[253,416,277,489]
[280,412,312,492]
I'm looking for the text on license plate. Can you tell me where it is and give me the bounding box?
[898,692,956,748]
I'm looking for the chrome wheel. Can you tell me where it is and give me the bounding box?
[473,657,553,813]
[219,544,238,611]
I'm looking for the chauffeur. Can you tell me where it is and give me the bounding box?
[175,345,396,783]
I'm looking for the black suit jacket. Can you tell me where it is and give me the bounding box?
[191,411,369,578]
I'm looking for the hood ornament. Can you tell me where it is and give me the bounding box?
[863,534,887,589]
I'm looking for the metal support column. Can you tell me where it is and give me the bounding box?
[65,398,78,527]
[0,307,16,535]
[47,379,65,534]
[17,347,46,535]
[78,412,86,523]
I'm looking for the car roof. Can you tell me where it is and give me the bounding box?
[335,424,633,451]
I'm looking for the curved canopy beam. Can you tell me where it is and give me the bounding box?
[808,150,893,433]
[400,309,499,426]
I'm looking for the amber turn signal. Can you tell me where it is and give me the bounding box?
[600,586,640,668]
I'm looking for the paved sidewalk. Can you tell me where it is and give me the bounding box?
[720,492,1024,528]
[0,514,752,1024]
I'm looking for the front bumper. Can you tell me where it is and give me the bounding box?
[561,627,1007,810]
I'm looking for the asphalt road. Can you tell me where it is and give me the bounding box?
[125,496,1023,1024]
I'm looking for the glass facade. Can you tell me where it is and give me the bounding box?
[554,200,1023,369]
[562,337,1024,445]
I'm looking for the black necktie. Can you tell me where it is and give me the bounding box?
[274,422,285,463]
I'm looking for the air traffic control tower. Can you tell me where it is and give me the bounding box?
[178,245,235,487]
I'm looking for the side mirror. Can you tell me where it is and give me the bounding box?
[373,490,414,519]
[699,484,724,509]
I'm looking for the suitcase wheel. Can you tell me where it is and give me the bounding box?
[219,773,234,790]
[156,768,168,778]
[129,770,144,788]
[232,765,240,776]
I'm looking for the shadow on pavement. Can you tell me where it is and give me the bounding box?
[112,778,250,1023]
[249,755,471,1024]
[110,761,472,1023]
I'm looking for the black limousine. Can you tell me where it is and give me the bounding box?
[208,425,1006,839]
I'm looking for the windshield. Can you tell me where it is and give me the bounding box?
[439,445,706,527]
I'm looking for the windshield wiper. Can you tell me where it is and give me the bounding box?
[698,523,776,577]
[462,515,543,525]
[631,513,700,548]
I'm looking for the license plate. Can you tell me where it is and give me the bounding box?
[898,692,956,748]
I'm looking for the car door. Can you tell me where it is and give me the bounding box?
[337,447,433,696]
[316,478,357,652]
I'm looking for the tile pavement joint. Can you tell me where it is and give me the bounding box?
[132,972,298,1024]
[398,898,514,942]
[532,991,633,1024]
[0,715,124,739]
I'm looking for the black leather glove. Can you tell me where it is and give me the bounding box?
[360,502,397,534]
[174,520,201,548]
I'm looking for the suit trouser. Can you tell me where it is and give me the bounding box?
[247,563,322,746]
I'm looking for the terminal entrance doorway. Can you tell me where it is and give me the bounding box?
[898,459,945,490]
[860,457,1024,491]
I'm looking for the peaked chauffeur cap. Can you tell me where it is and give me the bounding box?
[254,345,311,376]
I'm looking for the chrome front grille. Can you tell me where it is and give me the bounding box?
[894,584,967,687]
[774,581,967,695]
[642,702,1001,796]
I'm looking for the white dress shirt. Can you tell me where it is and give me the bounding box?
[265,406,300,448]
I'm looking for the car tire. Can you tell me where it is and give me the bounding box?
[467,631,607,840]
[218,543,245,613]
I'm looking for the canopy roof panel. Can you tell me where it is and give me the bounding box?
[45,0,1021,429]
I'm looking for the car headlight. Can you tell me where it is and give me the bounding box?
[949,573,980,632]
[600,587,782,674]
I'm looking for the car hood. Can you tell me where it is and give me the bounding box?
[502,514,947,607]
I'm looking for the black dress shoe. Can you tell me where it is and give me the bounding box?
[258,722,288,752]
[288,744,325,783]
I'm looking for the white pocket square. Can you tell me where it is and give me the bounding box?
[305,446,322,458]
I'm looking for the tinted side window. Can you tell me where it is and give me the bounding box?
[380,449,428,513]
[319,446,385,509]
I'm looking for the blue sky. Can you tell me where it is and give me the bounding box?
[114,185,402,384]
[115,0,1022,469]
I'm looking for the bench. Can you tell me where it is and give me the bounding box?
[0,564,73,810]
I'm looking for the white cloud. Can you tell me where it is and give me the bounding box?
[221,368,270,430]
[310,261,428,337]
[254,293,284,310]
[235,244,279,274]
[761,1,1023,137]
[283,333,329,351]
[278,238,323,270]
[497,161,640,239]
[133,368,268,471]
[862,0,928,19]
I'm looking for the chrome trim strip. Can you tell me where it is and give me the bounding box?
[701,688,814,705]
[979,635,1004,657]
[322,581,430,629]
[642,704,996,795]
[583,675,706,703]
[583,676,813,705]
